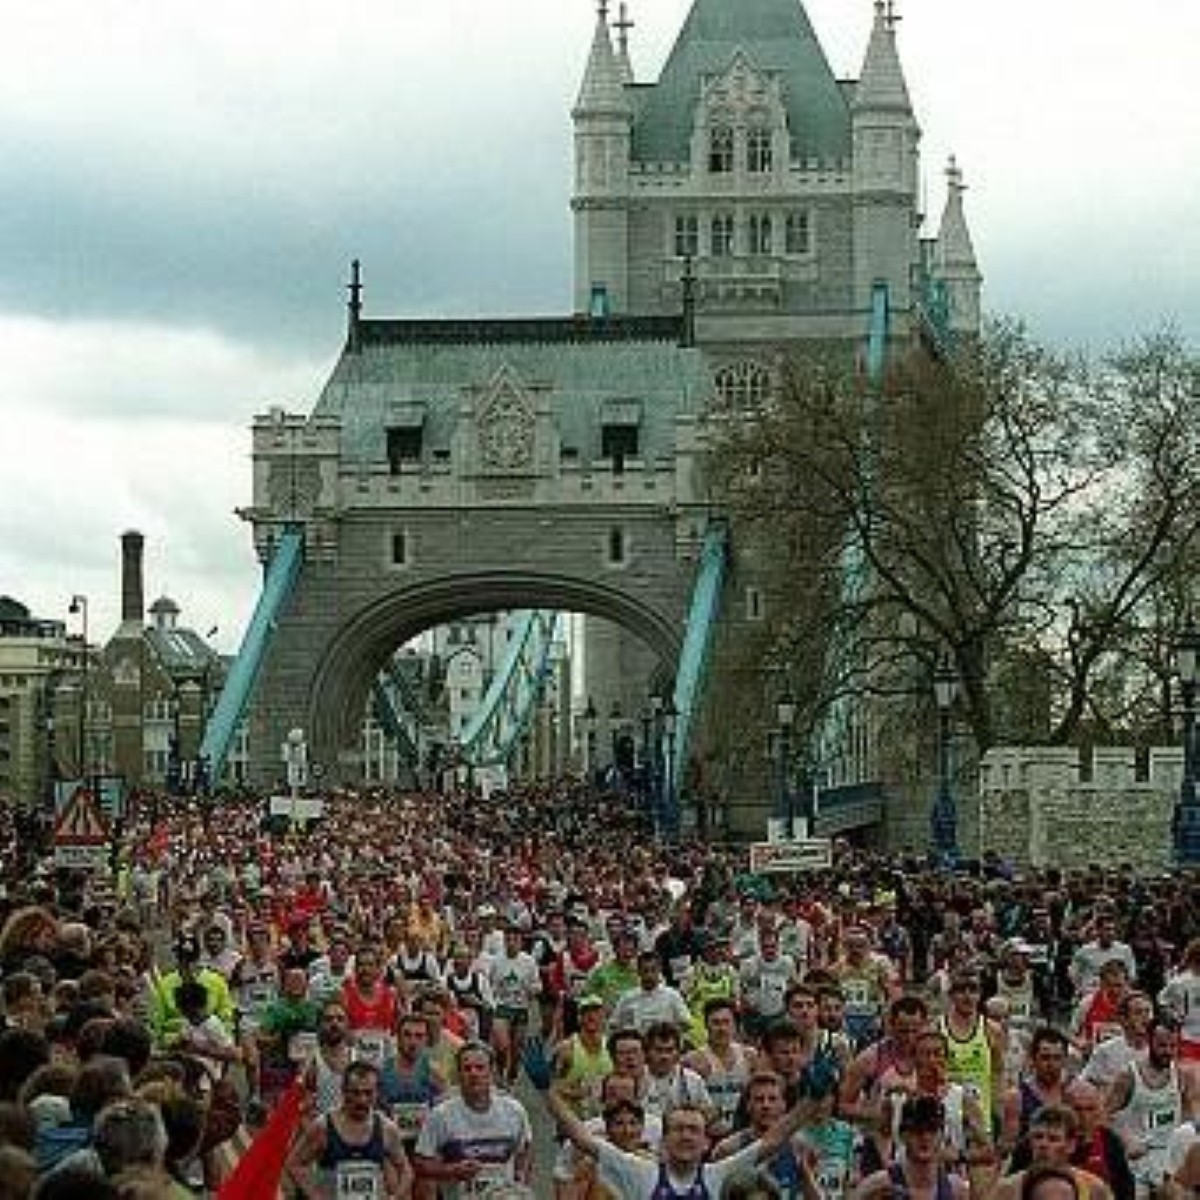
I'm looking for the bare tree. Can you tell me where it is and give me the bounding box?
[704,323,1200,757]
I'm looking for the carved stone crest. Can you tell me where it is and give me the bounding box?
[267,457,323,515]
[478,371,535,473]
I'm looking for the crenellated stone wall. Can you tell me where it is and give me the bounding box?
[978,746,1184,869]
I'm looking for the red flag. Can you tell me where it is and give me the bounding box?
[217,1078,306,1200]
[145,823,171,862]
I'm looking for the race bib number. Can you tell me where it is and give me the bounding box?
[392,1101,428,1137]
[1093,1022,1122,1044]
[288,1031,318,1063]
[818,1169,847,1200]
[1150,1106,1177,1130]
[669,955,692,981]
[463,1164,510,1197]
[843,979,872,1013]
[336,1161,383,1199]
[244,982,274,1007]
[353,1031,391,1067]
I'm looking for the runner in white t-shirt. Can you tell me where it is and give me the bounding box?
[415,1042,533,1198]
[548,1080,818,1199]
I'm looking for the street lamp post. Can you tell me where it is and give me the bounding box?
[775,692,797,837]
[609,701,623,780]
[931,659,961,868]
[68,595,88,787]
[663,698,679,840]
[283,727,308,828]
[1175,623,1200,866]
[650,692,664,836]
[639,705,653,816]
[582,697,598,781]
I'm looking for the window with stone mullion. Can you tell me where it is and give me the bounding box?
[710,213,735,258]
[747,128,773,174]
[749,213,773,256]
[708,126,734,174]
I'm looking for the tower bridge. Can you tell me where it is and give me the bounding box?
[200,0,981,842]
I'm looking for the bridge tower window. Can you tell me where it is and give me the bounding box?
[709,126,734,174]
[386,426,423,472]
[674,214,699,259]
[601,424,639,472]
[747,127,773,173]
[714,362,771,407]
[711,213,735,258]
[785,211,812,255]
[748,213,773,255]
[745,586,765,621]
[390,531,409,566]
[607,528,627,566]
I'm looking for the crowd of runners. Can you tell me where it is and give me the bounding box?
[1,781,1200,1199]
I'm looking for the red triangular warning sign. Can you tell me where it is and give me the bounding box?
[54,788,110,845]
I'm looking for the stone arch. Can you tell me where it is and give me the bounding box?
[307,570,683,767]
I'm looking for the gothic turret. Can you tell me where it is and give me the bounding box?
[934,157,983,335]
[852,1,921,313]
[572,3,633,315]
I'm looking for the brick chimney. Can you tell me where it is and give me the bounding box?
[120,530,145,627]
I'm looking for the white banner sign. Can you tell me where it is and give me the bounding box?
[54,843,109,871]
[268,796,325,821]
[749,839,833,874]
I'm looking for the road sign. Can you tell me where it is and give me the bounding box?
[54,843,109,871]
[54,786,110,845]
[749,838,833,874]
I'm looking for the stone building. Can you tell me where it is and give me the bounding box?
[573,0,982,799]
[0,598,79,808]
[977,746,1181,870]
[572,0,980,359]
[3,533,233,806]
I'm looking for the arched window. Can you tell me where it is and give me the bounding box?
[708,126,734,174]
[714,362,772,407]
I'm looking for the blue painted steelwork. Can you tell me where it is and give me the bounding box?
[668,523,729,834]
[372,657,424,768]
[814,283,889,788]
[199,525,305,784]
[458,611,560,768]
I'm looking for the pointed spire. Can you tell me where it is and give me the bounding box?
[574,1,630,118]
[855,0,913,113]
[935,156,978,270]
[346,259,363,354]
[613,3,635,84]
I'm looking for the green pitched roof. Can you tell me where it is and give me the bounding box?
[632,0,850,164]
[316,318,710,467]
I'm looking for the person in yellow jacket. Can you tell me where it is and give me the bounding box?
[150,931,235,1049]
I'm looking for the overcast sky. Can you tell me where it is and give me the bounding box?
[2,0,1197,650]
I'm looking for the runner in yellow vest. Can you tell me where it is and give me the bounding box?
[938,971,1004,1119]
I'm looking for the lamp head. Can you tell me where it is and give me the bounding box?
[1178,624,1200,687]
[933,660,959,711]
